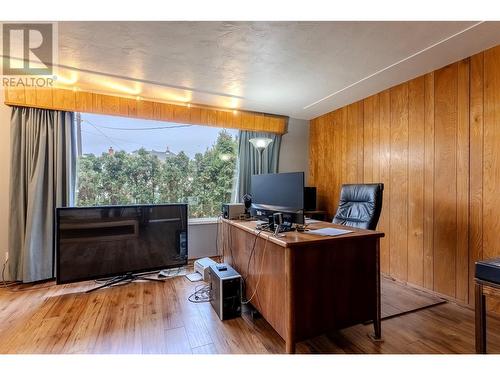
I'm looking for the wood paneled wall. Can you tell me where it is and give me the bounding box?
[309,44,500,305]
[4,87,288,134]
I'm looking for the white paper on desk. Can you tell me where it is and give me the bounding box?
[307,228,353,236]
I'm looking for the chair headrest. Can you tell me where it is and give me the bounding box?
[339,183,384,203]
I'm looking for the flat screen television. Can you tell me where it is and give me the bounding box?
[55,204,188,284]
[250,172,305,225]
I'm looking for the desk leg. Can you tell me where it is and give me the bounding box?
[285,248,296,354]
[371,239,382,341]
[475,283,486,354]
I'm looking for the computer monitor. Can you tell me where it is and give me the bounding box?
[250,172,305,226]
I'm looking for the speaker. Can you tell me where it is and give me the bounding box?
[304,187,317,211]
[273,212,283,226]
[222,203,245,219]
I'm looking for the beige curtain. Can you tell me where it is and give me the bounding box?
[9,106,76,282]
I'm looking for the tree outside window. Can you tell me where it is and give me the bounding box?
[75,113,239,218]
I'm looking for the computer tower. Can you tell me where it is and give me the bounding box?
[209,264,242,320]
[304,186,317,211]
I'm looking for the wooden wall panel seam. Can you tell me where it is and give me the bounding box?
[407,77,425,287]
[379,90,391,273]
[456,59,470,303]
[429,72,435,292]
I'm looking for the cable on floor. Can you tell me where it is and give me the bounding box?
[0,258,21,289]
[188,283,212,303]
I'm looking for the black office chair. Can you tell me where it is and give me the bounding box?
[332,183,384,230]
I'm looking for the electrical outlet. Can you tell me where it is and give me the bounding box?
[4,252,8,263]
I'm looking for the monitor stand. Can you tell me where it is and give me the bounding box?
[85,272,164,293]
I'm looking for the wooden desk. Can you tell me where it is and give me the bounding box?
[221,219,385,353]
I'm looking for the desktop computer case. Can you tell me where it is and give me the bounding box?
[209,264,242,320]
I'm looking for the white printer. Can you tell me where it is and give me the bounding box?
[193,257,218,281]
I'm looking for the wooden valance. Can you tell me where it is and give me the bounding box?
[4,87,288,134]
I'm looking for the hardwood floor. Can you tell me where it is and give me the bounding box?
[1,273,500,354]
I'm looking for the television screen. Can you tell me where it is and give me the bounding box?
[55,204,188,284]
[250,172,304,210]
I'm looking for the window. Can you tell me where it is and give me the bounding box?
[75,113,239,218]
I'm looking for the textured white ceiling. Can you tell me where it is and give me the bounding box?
[54,21,500,119]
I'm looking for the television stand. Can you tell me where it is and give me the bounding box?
[86,272,164,293]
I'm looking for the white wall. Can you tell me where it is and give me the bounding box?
[188,222,218,259]
[0,90,11,278]
[279,118,310,184]
[0,107,310,273]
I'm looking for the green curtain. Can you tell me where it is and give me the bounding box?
[234,130,282,202]
[9,107,76,282]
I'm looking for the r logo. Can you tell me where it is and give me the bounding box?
[2,23,54,75]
